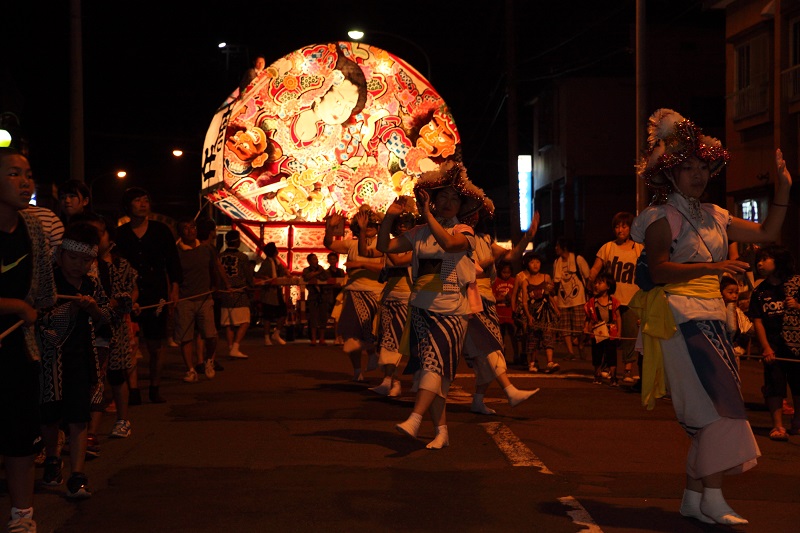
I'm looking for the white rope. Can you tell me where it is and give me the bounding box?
[0,319,24,342]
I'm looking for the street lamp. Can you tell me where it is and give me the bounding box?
[347,29,432,81]
[88,170,127,205]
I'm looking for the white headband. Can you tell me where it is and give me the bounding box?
[60,239,98,258]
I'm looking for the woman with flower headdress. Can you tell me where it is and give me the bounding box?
[630,109,792,525]
[324,205,384,381]
[377,160,485,449]
[354,202,416,397]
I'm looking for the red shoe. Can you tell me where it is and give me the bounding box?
[86,433,100,459]
[783,399,795,416]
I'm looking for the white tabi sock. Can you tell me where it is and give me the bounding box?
[505,385,540,407]
[426,425,450,449]
[700,488,748,525]
[678,489,714,524]
[470,394,496,415]
[396,412,423,439]
[10,507,33,521]
[369,376,392,396]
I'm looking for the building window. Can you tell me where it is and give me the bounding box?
[740,198,760,223]
[734,34,769,119]
[784,18,800,102]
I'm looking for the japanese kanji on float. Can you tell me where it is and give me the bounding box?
[201,41,459,272]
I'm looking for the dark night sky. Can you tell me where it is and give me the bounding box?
[3,0,722,222]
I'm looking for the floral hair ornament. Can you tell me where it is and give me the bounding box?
[636,109,729,193]
[414,160,495,225]
[60,239,98,258]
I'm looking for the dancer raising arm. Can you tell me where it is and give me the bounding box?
[630,109,792,526]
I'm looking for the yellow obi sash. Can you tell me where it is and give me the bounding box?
[629,275,721,410]
[412,273,447,294]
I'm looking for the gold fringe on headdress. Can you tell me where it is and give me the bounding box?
[413,160,495,223]
[636,108,729,188]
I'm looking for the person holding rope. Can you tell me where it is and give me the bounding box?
[116,187,182,403]
[219,229,255,358]
[630,109,792,525]
[748,244,800,441]
[39,222,112,499]
[174,218,226,383]
[0,147,57,533]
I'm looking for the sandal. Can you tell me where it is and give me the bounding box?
[769,427,789,441]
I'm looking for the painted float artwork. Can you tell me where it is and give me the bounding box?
[202,41,459,270]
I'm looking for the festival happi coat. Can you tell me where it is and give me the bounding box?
[202,42,459,270]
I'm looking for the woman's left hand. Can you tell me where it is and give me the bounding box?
[776,149,793,189]
[417,189,432,218]
[526,211,541,238]
[385,198,405,217]
[354,210,369,231]
[786,296,800,310]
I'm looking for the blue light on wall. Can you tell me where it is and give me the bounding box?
[518,155,532,231]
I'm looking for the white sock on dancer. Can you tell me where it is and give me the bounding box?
[369,376,393,396]
[426,425,449,449]
[505,385,540,407]
[470,394,496,415]
[700,488,748,525]
[396,413,423,438]
[678,489,714,524]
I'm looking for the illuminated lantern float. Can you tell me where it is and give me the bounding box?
[203,41,459,272]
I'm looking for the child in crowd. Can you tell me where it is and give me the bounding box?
[58,179,91,226]
[492,261,516,361]
[1,148,57,533]
[511,268,529,367]
[749,244,800,441]
[77,213,138,446]
[584,272,622,386]
[302,253,331,345]
[553,237,591,360]
[519,252,559,373]
[587,211,643,383]
[721,276,753,368]
[219,230,254,358]
[39,222,111,499]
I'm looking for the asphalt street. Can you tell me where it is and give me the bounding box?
[8,332,800,533]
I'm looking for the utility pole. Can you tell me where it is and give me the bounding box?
[635,0,647,214]
[70,0,85,182]
[506,0,521,242]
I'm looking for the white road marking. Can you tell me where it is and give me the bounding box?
[480,422,553,474]
[558,496,604,532]
[481,424,604,530]
[455,372,589,380]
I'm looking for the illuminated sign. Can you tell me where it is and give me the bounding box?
[518,155,532,231]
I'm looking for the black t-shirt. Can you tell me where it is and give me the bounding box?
[115,220,182,304]
[749,279,786,349]
[0,216,32,353]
